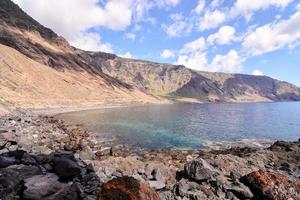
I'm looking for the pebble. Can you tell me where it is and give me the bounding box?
[0,112,299,200]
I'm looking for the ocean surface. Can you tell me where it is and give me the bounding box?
[57,102,300,149]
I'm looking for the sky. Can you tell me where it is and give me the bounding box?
[12,0,300,86]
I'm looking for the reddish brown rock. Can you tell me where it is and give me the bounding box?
[98,176,160,200]
[241,170,300,200]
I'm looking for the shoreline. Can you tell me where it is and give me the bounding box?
[0,110,299,199]
[3,100,300,117]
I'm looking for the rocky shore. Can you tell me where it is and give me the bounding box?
[0,111,299,200]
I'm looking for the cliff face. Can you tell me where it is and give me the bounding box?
[99,58,300,102]
[0,0,163,110]
[0,0,299,109]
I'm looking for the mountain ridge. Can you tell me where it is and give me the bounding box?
[0,0,299,111]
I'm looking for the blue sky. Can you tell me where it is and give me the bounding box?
[13,0,300,86]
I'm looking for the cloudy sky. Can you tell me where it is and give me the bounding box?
[12,0,300,86]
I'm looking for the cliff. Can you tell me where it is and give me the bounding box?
[0,0,299,110]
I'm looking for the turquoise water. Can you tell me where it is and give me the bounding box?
[58,102,300,149]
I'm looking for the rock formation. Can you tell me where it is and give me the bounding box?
[0,0,300,112]
[0,112,300,199]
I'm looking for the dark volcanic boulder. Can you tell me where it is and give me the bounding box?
[184,158,219,181]
[241,170,300,200]
[0,155,17,167]
[0,165,42,197]
[23,174,79,200]
[53,156,81,180]
[98,176,160,200]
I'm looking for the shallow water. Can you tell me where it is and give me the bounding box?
[58,102,300,149]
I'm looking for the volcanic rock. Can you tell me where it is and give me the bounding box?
[53,156,81,180]
[241,170,300,200]
[23,173,79,200]
[184,158,219,181]
[98,176,160,200]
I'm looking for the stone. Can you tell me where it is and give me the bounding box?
[98,176,160,200]
[152,169,164,182]
[0,129,8,134]
[148,169,166,190]
[23,174,79,200]
[176,178,200,197]
[0,155,17,167]
[241,170,300,200]
[53,150,76,161]
[110,146,117,156]
[7,145,18,151]
[53,157,81,180]
[79,146,95,160]
[224,181,253,199]
[159,191,175,200]
[148,180,165,190]
[21,153,37,165]
[0,165,42,195]
[184,158,219,181]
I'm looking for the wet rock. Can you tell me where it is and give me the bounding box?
[53,156,81,180]
[23,173,79,200]
[0,155,17,167]
[98,176,160,200]
[241,170,300,200]
[184,158,219,181]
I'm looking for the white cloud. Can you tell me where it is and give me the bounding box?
[180,37,206,54]
[210,0,224,9]
[125,32,136,41]
[132,0,181,21]
[162,13,193,37]
[231,0,292,20]
[252,70,264,76]
[170,13,183,21]
[12,0,135,52]
[71,32,113,53]
[176,49,243,73]
[176,35,243,73]
[13,0,133,38]
[242,10,300,55]
[195,0,205,14]
[297,3,300,11]
[158,0,181,7]
[198,10,226,31]
[207,26,236,45]
[119,51,134,59]
[176,52,208,71]
[161,49,175,58]
[133,24,142,32]
[208,50,243,73]
[194,0,292,32]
